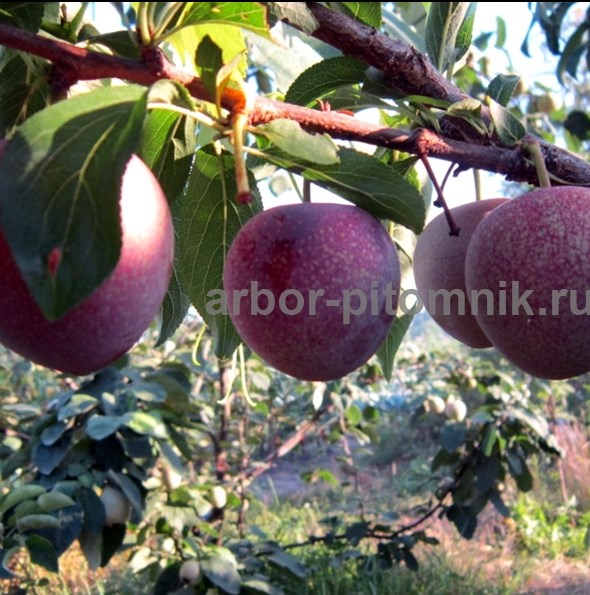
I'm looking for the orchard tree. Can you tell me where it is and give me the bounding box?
[0,2,586,592]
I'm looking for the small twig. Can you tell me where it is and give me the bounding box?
[419,153,461,236]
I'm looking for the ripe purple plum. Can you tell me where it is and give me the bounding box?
[223,203,401,381]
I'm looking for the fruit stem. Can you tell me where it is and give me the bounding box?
[473,169,482,201]
[419,153,460,236]
[524,140,551,188]
[232,114,251,204]
[302,180,311,203]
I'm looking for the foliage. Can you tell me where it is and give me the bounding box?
[0,1,589,593]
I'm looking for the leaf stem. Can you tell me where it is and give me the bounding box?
[151,3,186,40]
[146,101,224,130]
[524,139,551,188]
[68,3,90,38]
[136,3,153,45]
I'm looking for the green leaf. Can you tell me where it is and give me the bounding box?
[345,521,370,546]
[83,30,141,59]
[200,547,241,594]
[316,469,339,487]
[57,393,98,421]
[487,74,521,107]
[139,93,196,201]
[556,21,589,83]
[240,576,282,595]
[506,449,523,476]
[490,490,510,517]
[257,148,426,233]
[101,522,126,567]
[40,422,69,446]
[0,85,147,320]
[0,55,49,136]
[440,424,467,452]
[495,16,507,49]
[382,9,426,51]
[256,119,340,165]
[156,199,190,347]
[121,411,168,439]
[32,435,71,475]
[340,3,382,28]
[481,423,498,457]
[266,2,318,35]
[425,3,476,72]
[402,548,419,571]
[177,145,263,359]
[447,98,482,119]
[285,56,368,106]
[76,488,105,571]
[25,535,58,573]
[377,313,414,382]
[266,549,308,579]
[17,513,61,532]
[177,2,269,38]
[86,416,124,441]
[1,485,46,513]
[514,460,533,493]
[196,34,224,104]
[168,22,247,80]
[487,97,526,146]
[0,2,46,30]
[475,455,500,493]
[447,504,477,539]
[345,404,362,426]
[37,492,76,513]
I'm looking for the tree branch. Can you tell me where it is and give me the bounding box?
[1,19,589,186]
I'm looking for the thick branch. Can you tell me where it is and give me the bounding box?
[302,2,468,104]
[0,21,589,185]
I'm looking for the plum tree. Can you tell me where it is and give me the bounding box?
[223,203,401,381]
[0,154,174,375]
[465,186,590,379]
[413,199,509,348]
[0,1,588,588]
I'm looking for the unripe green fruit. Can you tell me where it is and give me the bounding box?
[179,560,202,586]
[426,395,446,414]
[161,463,182,491]
[211,485,227,509]
[100,486,130,527]
[445,398,467,422]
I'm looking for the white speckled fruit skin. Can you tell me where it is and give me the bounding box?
[0,155,174,375]
[465,186,590,379]
[223,203,401,381]
[413,199,508,348]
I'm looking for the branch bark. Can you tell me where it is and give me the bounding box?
[0,11,589,186]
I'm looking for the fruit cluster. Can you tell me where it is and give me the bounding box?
[414,187,590,380]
